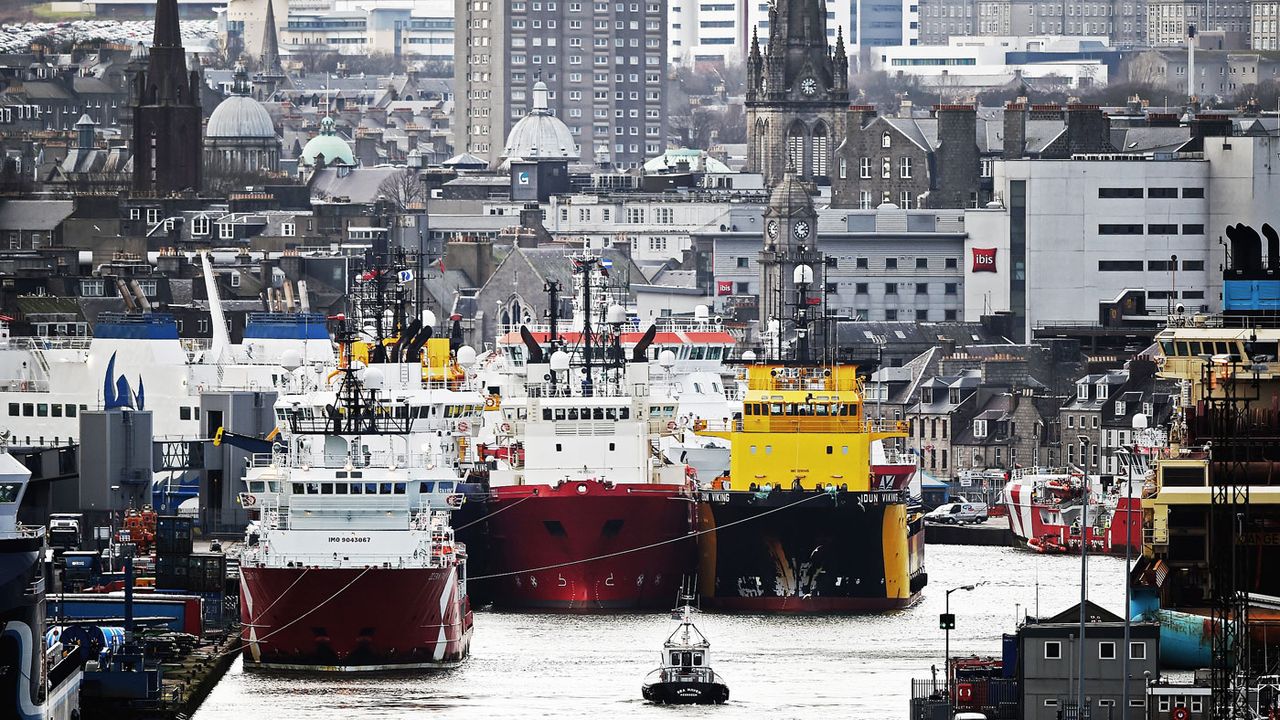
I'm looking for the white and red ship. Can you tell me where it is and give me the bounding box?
[1001,471,1142,555]
[238,326,477,670]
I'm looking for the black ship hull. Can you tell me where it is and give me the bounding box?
[696,489,926,612]
[642,679,730,705]
[0,533,49,720]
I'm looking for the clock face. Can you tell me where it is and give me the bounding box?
[767,220,779,239]
[800,76,818,96]
[793,220,810,240]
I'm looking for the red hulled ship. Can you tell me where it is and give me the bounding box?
[238,319,477,670]
[470,253,696,609]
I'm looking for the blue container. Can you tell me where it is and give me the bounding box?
[1001,634,1018,678]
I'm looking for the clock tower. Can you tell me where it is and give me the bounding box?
[759,170,828,360]
[746,0,849,186]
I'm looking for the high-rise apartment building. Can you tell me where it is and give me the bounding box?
[454,0,669,169]
[1253,0,1280,49]
[668,0,745,67]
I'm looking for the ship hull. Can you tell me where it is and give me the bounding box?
[0,534,48,720]
[696,489,925,612]
[471,481,695,610]
[240,565,472,671]
[1003,481,1141,556]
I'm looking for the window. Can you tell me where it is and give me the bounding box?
[882,131,891,148]
[1129,641,1147,660]
[885,283,898,295]
[219,222,235,240]
[916,257,928,269]
[1148,223,1178,234]
[1182,260,1205,271]
[855,282,868,294]
[945,257,957,269]
[1098,699,1116,707]
[882,157,891,179]
[1099,641,1116,660]
[885,308,898,320]
[191,216,209,236]
[1182,224,1205,234]
[1098,187,1143,198]
[886,258,898,270]
[856,257,868,269]
[1044,641,1062,659]
[945,283,957,295]
[281,222,296,237]
[900,156,913,178]
[1148,187,1178,198]
[916,309,928,321]
[1098,224,1143,234]
[916,283,928,295]
[1183,187,1205,198]
[1098,260,1144,271]
[859,157,871,179]
[736,257,749,269]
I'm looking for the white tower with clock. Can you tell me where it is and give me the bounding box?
[759,169,828,359]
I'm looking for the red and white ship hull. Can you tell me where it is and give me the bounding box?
[240,564,472,671]
[1002,477,1141,556]
[475,480,695,610]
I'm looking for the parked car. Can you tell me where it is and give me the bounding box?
[925,502,989,525]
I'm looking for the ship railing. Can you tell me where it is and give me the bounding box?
[0,524,45,540]
[0,377,50,392]
[881,449,918,466]
[520,380,649,399]
[5,336,93,352]
[250,450,442,469]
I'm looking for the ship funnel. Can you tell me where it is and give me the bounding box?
[1226,224,1263,274]
[1264,223,1280,271]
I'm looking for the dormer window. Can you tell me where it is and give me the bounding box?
[1115,401,1125,416]
[1143,402,1153,416]
[191,216,209,236]
[949,388,961,404]
[974,419,987,438]
[1077,383,1088,401]
[921,388,933,404]
[1097,384,1109,400]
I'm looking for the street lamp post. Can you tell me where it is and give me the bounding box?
[944,583,982,712]
[1078,434,1093,719]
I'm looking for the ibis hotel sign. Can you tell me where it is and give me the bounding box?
[971,247,997,273]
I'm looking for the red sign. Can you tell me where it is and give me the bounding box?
[716,280,733,296]
[972,247,997,273]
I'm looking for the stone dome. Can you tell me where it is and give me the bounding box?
[768,168,813,211]
[499,82,576,165]
[301,116,355,166]
[207,64,276,139]
[207,95,276,139]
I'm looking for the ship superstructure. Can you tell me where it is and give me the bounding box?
[692,171,925,611]
[1131,223,1280,709]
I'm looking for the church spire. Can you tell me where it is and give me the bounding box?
[153,0,181,49]
[261,0,282,74]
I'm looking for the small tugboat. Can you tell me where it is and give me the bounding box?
[641,591,730,705]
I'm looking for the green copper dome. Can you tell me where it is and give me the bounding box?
[301,116,355,166]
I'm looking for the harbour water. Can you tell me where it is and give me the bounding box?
[195,544,1126,718]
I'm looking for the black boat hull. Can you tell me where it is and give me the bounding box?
[642,680,730,705]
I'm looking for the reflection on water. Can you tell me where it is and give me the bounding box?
[195,545,1126,719]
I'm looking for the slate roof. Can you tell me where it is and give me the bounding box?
[310,166,407,204]
[0,200,75,230]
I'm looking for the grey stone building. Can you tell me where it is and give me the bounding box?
[452,0,669,170]
[701,205,970,323]
[1018,601,1159,720]
[1058,369,1126,470]
[924,0,1149,47]
[832,105,981,210]
[1147,0,1252,46]
[744,0,849,185]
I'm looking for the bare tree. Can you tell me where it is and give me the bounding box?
[376,168,426,213]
